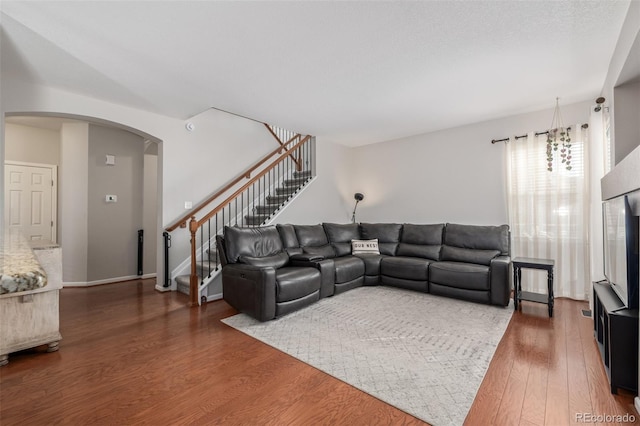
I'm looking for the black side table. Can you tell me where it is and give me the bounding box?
[512,257,555,317]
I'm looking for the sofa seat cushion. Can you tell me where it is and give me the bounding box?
[429,261,490,291]
[353,253,387,276]
[275,267,321,302]
[333,256,365,283]
[381,256,431,281]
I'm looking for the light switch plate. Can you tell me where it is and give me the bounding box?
[184,201,193,209]
[105,154,116,165]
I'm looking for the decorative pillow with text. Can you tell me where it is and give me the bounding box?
[351,239,380,255]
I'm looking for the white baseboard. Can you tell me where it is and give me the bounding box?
[154,284,173,293]
[64,273,156,287]
[205,292,223,303]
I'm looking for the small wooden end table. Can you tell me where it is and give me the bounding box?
[512,257,555,317]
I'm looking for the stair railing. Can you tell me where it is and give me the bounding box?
[187,135,314,306]
[165,128,304,233]
[165,126,315,307]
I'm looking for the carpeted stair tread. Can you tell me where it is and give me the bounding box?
[175,275,190,295]
[255,205,279,215]
[275,186,299,195]
[206,248,218,262]
[245,214,270,225]
[194,260,217,276]
[293,170,312,178]
[283,177,309,186]
[265,194,290,205]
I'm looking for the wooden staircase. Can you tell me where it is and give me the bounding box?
[165,125,316,306]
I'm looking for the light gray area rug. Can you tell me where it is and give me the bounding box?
[222,286,513,426]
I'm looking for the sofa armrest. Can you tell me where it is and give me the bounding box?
[289,258,335,298]
[221,264,276,321]
[290,253,325,262]
[490,255,511,306]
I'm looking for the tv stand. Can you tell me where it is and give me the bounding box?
[593,281,639,394]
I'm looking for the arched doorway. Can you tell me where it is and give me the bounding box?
[3,112,163,288]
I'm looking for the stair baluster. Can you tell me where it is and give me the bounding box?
[172,128,315,306]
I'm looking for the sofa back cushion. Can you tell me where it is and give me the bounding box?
[360,223,402,255]
[294,224,335,258]
[396,223,444,260]
[440,246,501,266]
[323,223,361,257]
[224,226,286,264]
[239,252,290,269]
[276,224,303,256]
[444,223,510,255]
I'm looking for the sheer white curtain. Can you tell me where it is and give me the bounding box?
[506,125,590,300]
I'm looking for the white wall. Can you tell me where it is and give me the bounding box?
[613,79,640,163]
[5,123,60,165]
[0,81,350,288]
[601,0,640,165]
[143,149,158,275]
[59,122,89,283]
[87,124,145,282]
[273,138,355,225]
[351,100,592,225]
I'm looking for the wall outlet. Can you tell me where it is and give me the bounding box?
[184,201,192,209]
[106,195,117,202]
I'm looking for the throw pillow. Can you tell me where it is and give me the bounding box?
[352,239,380,255]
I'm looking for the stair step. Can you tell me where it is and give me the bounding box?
[265,194,290,205]
[255,205,278,215]
[245,214,270,226]
[275,186,298,195]
[195,260,217,276]
[175,260,220,295]
[206,248,218,262]
[176,275,190,295]
[293,170,312,178]
[283,176,309,186]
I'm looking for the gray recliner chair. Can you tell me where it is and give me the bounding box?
[217,226,322,321]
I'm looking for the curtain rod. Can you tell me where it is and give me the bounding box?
[491,123,588,144]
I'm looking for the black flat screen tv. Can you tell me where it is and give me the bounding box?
[602,194,639,309]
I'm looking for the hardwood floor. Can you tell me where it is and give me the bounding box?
[0,279,638,425]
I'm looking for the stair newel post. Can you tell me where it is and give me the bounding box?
[189,216,199,307]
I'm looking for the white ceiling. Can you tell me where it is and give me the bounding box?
[0,1,631,147]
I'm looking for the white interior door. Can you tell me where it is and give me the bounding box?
[4,162,57,242]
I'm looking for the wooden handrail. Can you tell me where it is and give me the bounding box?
[264,123,301,168]
[165,131,303,232]
[197,135,311,228]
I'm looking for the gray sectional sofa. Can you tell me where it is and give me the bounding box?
[217,222,511,321]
